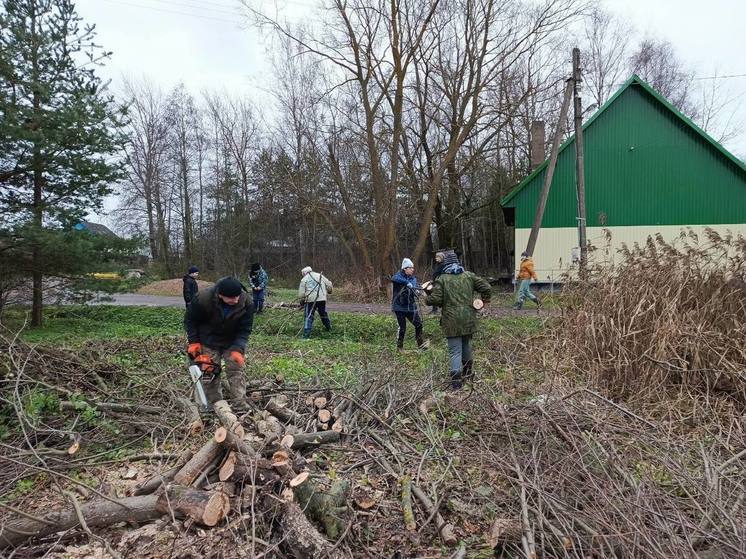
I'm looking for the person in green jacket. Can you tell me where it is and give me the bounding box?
[425,251,492,390]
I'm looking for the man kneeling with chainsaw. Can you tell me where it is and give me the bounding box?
[185,276,254,409]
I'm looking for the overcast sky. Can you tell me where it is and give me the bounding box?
[75,0,746,223]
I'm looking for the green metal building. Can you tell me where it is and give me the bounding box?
[501,75,746,280]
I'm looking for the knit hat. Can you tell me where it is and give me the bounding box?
[301,266,312,275]
[401,258,414,270]
[188,266,199,274]
[216,277,243,297]
[250,262,261,273]
[442,250,460,266]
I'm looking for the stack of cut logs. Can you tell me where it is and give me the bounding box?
[0,393,350,559]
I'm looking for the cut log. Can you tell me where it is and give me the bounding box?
[0,494,162,549]
[331,419,344,433]
[292,474,349,540]
[173,440,223,486]
[60,400,162,415]
[279,501,346,559]
[317,409,332,423]
[280,434,295,449]
[265,397,301,425]
[218,451,277,484]
[133,449,194,496]
[256,412,284,440]
[156,485,229,527]
[316,420,330,431]
[289,430,339,450]
[262,430,340,457]
[214,427,256,457]
[213,400,245,439]
[313,396,327,409]
[290,471,310,487]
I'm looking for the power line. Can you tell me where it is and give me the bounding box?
[100,0,242,24]
[147,0,245,17]
[693,73,746,80]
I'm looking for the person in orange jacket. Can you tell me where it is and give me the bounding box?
[513,252,541,310]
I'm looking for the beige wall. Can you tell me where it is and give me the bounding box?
[514,224,746,282]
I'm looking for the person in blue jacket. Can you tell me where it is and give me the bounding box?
[391,258,427,350]
[249,262,269,313]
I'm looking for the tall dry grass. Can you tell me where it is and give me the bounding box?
[551,228,746,405]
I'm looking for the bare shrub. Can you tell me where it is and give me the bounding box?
[552,228,746,404]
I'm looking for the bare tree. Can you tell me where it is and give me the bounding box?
[581,6,632,110]
[629,38,696,118]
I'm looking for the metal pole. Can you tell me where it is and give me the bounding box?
[573,47,588,277]
[525,78,574,257]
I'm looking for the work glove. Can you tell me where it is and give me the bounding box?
[194,354,218,374]
[228,351,245,367]
[187,342,202,359]
[406,282,414,289]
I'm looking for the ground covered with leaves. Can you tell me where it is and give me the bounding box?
[1,241,744,559]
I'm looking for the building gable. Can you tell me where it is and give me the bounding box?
[502,76,746,230]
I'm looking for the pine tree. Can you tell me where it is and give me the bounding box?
[0,0,126,326]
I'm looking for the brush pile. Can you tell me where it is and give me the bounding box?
[551,228,746,403]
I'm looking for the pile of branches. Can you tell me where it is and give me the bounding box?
[551,228,746,404]
[2,326,744,558]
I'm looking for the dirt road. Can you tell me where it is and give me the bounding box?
[95,293,551,317]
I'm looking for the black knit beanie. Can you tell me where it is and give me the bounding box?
[250,262,261,273]
[217,277,243,297]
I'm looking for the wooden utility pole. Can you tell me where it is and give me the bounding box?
[572,47,588,275]
[525,78,574,257]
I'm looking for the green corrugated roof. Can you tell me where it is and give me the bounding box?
[502,74,746,207]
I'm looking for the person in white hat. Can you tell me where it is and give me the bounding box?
[298,266,333,338]
[391,258,427,350]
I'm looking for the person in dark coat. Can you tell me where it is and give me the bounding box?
[185,277,254,408]
[391,258,426,350]
[425,251,492,390]
[248,262,269,313]
[183,266,199,308]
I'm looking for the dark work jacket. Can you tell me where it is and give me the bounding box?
[183,275,199,305]
[391,270,419,313]
[185,285,254,352]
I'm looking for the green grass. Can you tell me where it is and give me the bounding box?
[3,304,543,388]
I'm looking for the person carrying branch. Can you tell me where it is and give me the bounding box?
[513,251,541,310]
[298,266,333,339]
[185,277,254,409]
[391,257,427,350]
[425,251,492,390]
[182,266,199,308]
[249,262,269,313]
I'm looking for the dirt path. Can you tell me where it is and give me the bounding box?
[96,293,552,317]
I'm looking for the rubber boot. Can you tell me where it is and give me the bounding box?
[462,360,474,383]
[416,332,428,350]
[302,329,311,339]
[512,301,523,310]
[322,317,332,331]
[449,370,463,390]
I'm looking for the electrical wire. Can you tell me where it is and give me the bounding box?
[99,0,242,24]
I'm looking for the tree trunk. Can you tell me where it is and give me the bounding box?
[156,485,229,527]
[0,494,163,549]
[30,6,43,328]
[173,440,223,486]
